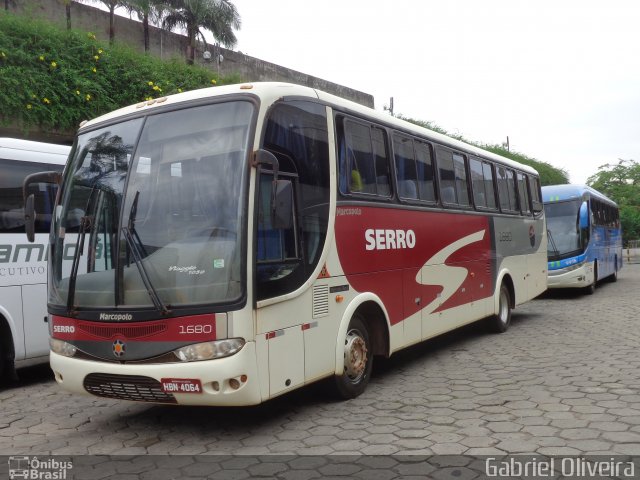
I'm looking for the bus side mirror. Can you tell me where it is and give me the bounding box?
[24,194,36,243]
[23,171,62,243]
[579,201,589,229]
[272,180,293,230]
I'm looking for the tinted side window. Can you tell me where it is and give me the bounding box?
[506,169,518,211]
[471,158,498,210]
[529,176,543,213]
[258,101,330,301]
[339,118,390,197]
[453,153,469,206]
[497,165,518,212]
[394,135,436,202]
[0,159,62,234]
[415,141,436,202]
[394,135,418,200]
[517,172,531,215]
[437,147,469,207]
[436,147,456,204]
[483,162,497,209]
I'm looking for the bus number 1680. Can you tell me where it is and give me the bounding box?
[179,324,213,334]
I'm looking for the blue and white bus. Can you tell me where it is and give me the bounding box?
[543,184,622,294]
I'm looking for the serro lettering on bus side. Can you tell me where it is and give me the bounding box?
[365,229,416,251]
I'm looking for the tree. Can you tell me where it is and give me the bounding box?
[162,0,240,65]
[59,0,72,29]
[125,0,166,52]
[587,159,640,244]
[95,0,124,44]
[398,114,569,186]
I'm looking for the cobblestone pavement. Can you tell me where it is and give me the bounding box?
[1,265,640,458]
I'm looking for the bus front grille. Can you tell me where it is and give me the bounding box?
[83,373,177,404]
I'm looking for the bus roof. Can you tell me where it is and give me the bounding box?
[542,184,617,206]
[79,82,539,176]
[0,137,70,165]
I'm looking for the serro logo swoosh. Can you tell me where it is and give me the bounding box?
[416,229,486,314]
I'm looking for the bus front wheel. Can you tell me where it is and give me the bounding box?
[334,315,373,399]
[585,263,597,295]
[609,259,618,283]
[488,283,512,333]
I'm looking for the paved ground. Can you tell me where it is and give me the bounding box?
[2,265,640,459]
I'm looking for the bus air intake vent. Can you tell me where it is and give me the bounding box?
[78,323,166,339]
[312,285,329,318]
[83,373,177,404]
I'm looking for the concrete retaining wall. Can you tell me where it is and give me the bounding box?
[11,0,373,108]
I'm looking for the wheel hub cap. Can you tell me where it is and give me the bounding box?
[344,332,367,379]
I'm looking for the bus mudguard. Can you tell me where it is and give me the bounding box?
[333,292,390,376]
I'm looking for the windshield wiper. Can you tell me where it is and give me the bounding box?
[122,226,169,315]
[122,191,169,315]
[66,182,100,314]
[127,190,148,257]
[66,214,92,314]
[547,229,560,260]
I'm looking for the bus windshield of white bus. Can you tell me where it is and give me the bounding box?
[545,198,585,260]
[49,100,254,313]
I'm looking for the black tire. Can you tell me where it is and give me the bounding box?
[488,283,512,333]
[585,263,597,295]
[609,260,618,283]
[333,315,373,399]
[0,341,5,381]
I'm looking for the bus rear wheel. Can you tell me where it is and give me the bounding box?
[488,283,512,333]
[333,315,373,399]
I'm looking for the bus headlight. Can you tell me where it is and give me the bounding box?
[173,338,245,362]
[50,338,77,357]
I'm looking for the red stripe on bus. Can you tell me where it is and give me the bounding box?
[51,313,217,342]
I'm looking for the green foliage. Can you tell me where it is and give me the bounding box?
[397,114,569,186]
[587,159,640,244]
[0,12,240,134]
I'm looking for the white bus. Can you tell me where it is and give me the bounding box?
[26,83,547,405]
[0,138,69,380]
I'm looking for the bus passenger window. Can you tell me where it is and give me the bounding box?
[341,119,390,197]
[497,166,518,212]
[393,135,418,200]
[470,158,487,207]
[471,158,497,210]
[517,172,531,215]
[528,175,543,213]
[393,135,435,202]
[415,142,435,202]
[436,148,456,204]
[453,153,469,206]
[437,148,470,206]
[483,163,497,209]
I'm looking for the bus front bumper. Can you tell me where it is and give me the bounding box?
[50,341,263,406]
[547,262,594,289]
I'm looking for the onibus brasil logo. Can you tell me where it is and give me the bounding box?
[8,456,72,479]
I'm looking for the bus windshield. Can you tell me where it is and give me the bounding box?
[545,198,583,260]
[49,100,254,312]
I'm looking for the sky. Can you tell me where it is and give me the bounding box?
[226,0,640,184]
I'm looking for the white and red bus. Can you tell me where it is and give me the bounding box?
[25,83,546,405]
